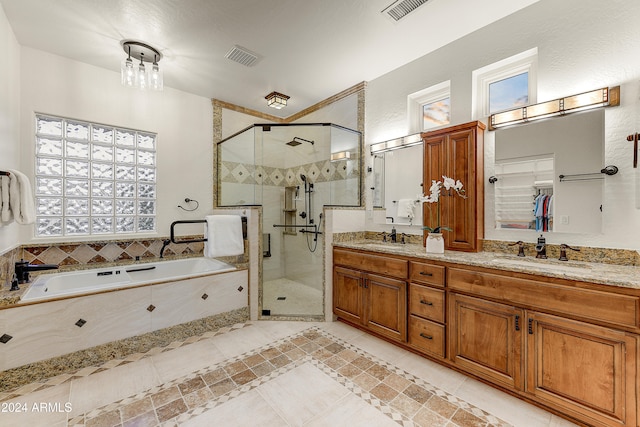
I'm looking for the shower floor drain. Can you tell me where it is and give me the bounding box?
[277,296,287,300]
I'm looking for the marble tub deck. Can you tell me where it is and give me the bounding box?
[0,319,579,427]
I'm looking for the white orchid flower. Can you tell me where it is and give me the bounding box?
[442,176,456,190]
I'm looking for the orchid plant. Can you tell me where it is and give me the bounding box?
[419,176,467,233]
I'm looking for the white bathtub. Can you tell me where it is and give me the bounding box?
[20,257,237,303]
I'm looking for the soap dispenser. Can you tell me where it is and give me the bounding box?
[535,234,547,259]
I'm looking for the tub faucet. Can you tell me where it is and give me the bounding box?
[535,235,547,259]
[160,239,171,258]
[15,260,58,284]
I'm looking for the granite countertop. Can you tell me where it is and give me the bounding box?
[333,240,640,290]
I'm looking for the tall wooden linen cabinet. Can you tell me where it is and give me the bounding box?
[422,121,485,252]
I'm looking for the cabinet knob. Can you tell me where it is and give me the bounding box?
[420,300,433,306]
[419,271,433,277]
[419,333,433,340]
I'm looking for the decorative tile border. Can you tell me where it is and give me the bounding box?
[69,327,512,427]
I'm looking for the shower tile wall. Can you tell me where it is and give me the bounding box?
[221,157,357,292]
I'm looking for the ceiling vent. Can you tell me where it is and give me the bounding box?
[225,45,259,67]
[382,0,430,22]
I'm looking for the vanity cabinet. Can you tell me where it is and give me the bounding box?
[422,121,485,252]
[332,245,640,427]
[333,249,408,342]
[448,266,638,427]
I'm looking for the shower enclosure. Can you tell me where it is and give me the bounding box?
[217,123,361,318]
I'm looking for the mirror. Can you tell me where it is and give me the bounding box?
[373,143,424,226]
[494,109,605,233]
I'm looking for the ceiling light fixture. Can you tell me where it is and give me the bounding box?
[121,40,163,91]
[489,86,620,130]
[265,91,289,109]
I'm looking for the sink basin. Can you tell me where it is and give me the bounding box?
[362,243,405,250]
[490,257,591,273]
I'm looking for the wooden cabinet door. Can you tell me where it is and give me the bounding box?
[333,266,365,326]
[422,134,446,246]
[449,293,524,390]
[527,312,637,427]
[444,128,479,252]
[365,273,407,343]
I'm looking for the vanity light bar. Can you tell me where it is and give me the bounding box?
[370,133,422,154]
[330,150,351,161]
[489,86,620,131]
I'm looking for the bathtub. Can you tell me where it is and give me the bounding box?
[20,257,237,303]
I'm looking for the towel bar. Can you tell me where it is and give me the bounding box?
[0,170,9,176]
[170,217,247,244]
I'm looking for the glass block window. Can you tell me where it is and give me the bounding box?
[34,114,156,237]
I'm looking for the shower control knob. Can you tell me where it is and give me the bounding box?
[299,212,307,219]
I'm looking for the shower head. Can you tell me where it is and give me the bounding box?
[300,174,307,182]
[286,137,314,147]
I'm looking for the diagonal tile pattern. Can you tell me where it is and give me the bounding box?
[67,327,513,427]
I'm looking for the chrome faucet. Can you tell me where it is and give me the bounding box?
[559,243,580,261]
[535,235,547,259]
[14,260,58,284]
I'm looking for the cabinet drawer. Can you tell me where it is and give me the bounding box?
[409,284,445,323]
[448,267,640,329]
[408,315,445,357]
[334,249,408,279]
[409,261,445,287]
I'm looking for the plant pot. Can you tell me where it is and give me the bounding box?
[426,233,444,254]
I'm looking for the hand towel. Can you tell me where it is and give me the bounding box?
[8,169,36,224]
[203,215,244,257]
[0,175,13,223]
[396,199,415,219]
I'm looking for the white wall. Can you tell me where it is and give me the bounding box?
[18,47,214,243]
[0,4,22,253]
[365,0,640,250]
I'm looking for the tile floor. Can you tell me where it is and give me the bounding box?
[262,278,323,316]
[1,320,579,427]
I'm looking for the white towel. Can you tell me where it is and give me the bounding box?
[203,215,244,257]
[396,198,415,219]
[0,175,12,223]
[8,169,36,224]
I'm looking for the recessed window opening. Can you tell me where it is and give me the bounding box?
[408,80,451,133]
[34,114,157,237]
[472,47,537,120]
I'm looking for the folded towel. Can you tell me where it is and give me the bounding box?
[8,169,36,224]
[0,175,12,223]
[203,215,244,257]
